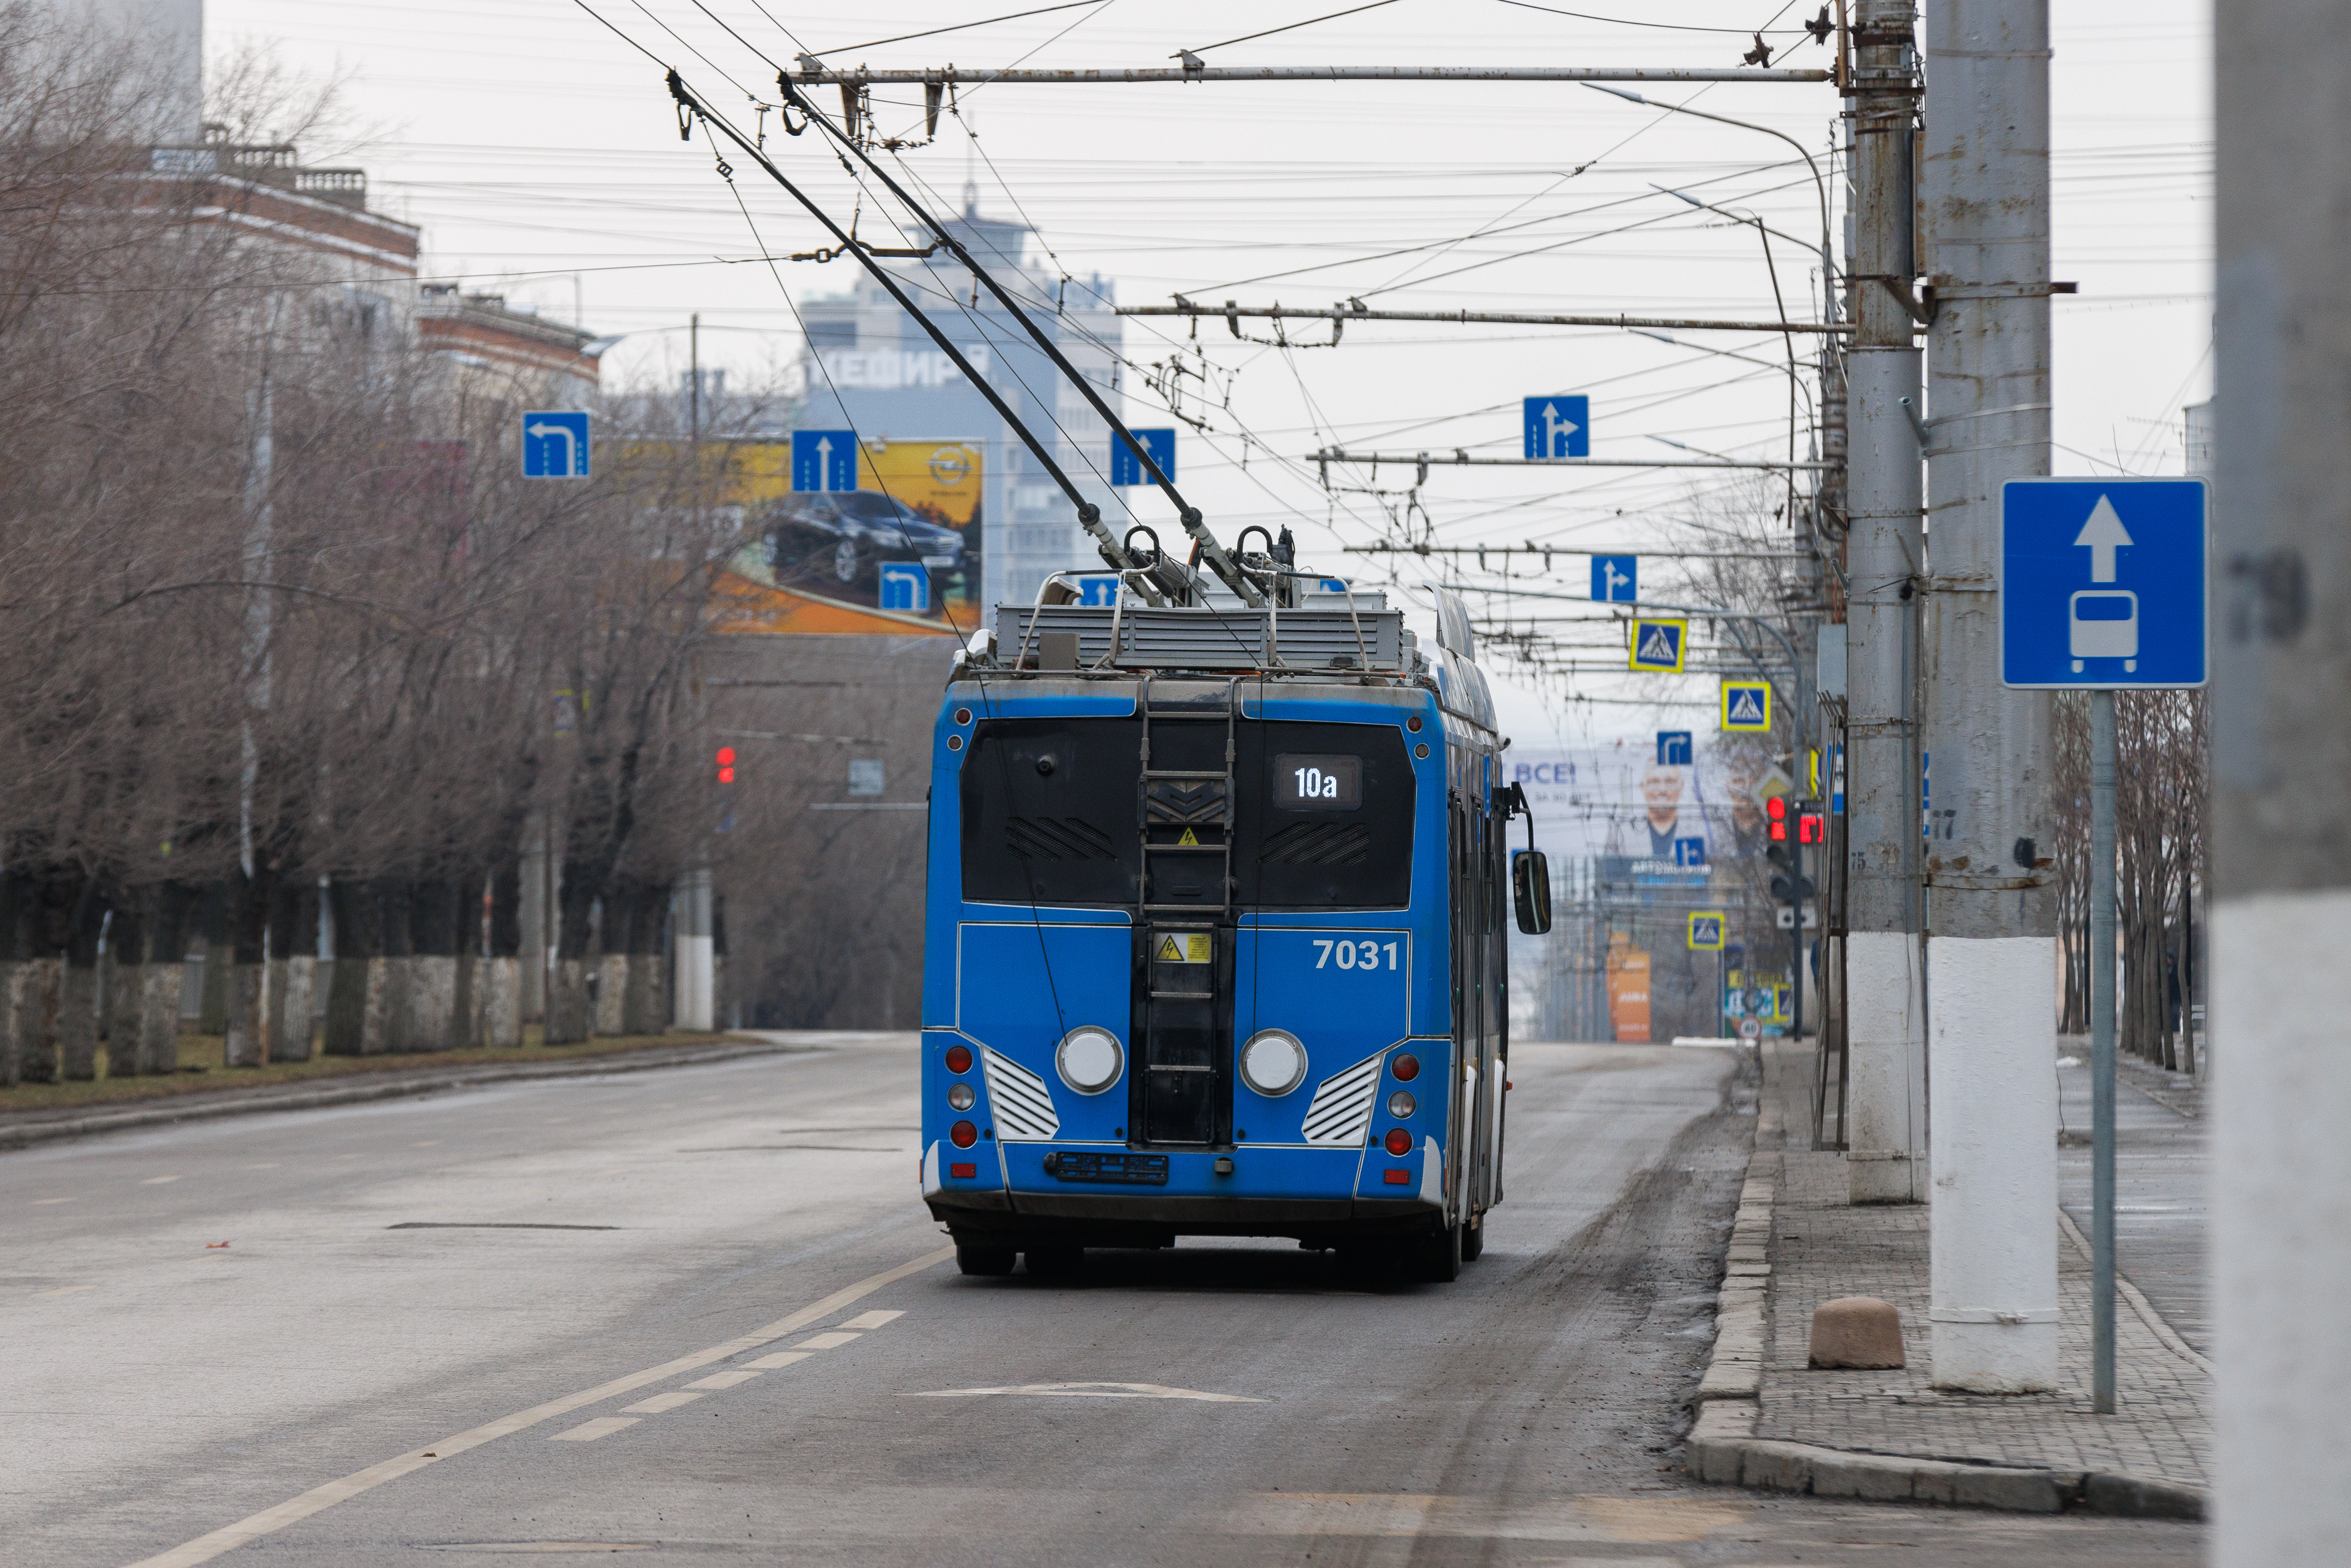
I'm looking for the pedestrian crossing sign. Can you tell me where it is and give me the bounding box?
[1628,617,1688,672]
[1721,679,1772,732]
[1688,912,1726,951]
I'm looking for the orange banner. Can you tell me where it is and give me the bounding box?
[1606,943,1653,1044]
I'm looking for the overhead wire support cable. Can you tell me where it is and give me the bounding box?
[1315,448,1837,472]
[782,65,1832,85]
[773,71,1265,607]
[1124,303,1852,336]
[660,70,1167,604]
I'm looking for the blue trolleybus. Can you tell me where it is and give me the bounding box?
[919,559,1551,1282]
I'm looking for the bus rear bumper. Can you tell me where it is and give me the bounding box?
[924,1192,1446,1246]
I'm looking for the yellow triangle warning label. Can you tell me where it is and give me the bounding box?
[1177,827,1200,846]
[1156,935,1184,962]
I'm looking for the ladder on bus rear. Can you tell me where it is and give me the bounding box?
[1133,676,1240,1146]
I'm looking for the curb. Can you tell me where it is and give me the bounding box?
[1681,1048,2208,1521]
[0,1038,819,1152]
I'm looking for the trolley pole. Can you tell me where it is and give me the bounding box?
[1841,0,1929,1205]
[2213,0,2351,1552]
[2089,691,2117,1412]
[1919,0,2060,1393]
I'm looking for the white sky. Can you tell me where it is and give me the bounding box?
[210,0,2212,750]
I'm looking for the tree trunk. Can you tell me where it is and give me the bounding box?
[623,879,668,1036]
[323,880,388,1056]
[197,881,230,1035]
[408,878,460,1052]
[545,864,598,1045]
[223,868,269,1067]
[57,882,104,1080]
[594,886,628,1037]
[132,882,194,1075]
[105,898,142,1077]
[264,875,314,1062]
[484,853,523,1048]
[379,881,415,1054]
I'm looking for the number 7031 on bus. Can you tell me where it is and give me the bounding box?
[1314,938,1400,971]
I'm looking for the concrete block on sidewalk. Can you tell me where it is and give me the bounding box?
[1807,1295,1906,1368]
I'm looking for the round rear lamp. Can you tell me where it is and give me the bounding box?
[1056,1026,1124,1095]
[1384,1127,1413,1157]
[1387,1090,1416,1119]
[950,1120,978,1149]
[1390,1052,1420,1082]
[1238,1030,1308,1097]
[947,1082,976,1111]
[944,1043,973,1074]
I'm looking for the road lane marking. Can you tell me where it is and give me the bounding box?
[743,1351,812,1370]
[140,1176,181,1185]
[790,1331,860,1350]
[547,1418,638,1442]
[682,1370,762,1391]
[37,1285,94,1298]
[243,1165,279,1171]
[418,1546,652,1554]
[910,1382,1264,1403]
[124,1244,954,1568]
[32,1197,73,1205]
[619,1392,704,1414]
[838,1310,903,1330]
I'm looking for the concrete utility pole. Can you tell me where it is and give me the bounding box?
[2212,0,2351,1554]
[1918,0,2059,1392]
[1840,0,1928,1204]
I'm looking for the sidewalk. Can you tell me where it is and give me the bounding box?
[1688,1040,2210,1516]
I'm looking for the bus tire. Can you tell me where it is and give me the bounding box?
[1414,1219,1463,1283]
[1461,1216,1485,1262]
[955,1241,1017,1276]
[1024,1246,1085,1278]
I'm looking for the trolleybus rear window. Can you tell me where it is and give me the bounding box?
[960,716,1414,910]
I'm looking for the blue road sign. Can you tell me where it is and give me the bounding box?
[1721,679,1772,732]
[521,411,590,478]
[1688,912,1725,951]
[1522,395,1590,459]
[1673,837,1708,868]
[2001,477,2208,688]
[1629,617,1687,673]
[1656,730,1692,766]
[877,562,930,613]
[1112,428,1176,487]
[1591,553,1637,602]
[1078,577,1120,607]
[792,429,859,492]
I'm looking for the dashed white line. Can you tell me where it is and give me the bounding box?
[791,1331,861,1351]
[838,1310,903,1331]
[619,1392,704,1414]
[139,1176,181,1185]
[682,1369,762,1391]
[743,1351,812,1371]
[547,1417,638,1442]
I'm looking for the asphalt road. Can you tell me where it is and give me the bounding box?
[1,1035,2201,1566]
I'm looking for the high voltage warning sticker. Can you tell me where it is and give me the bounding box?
[1628,617,1689,673]
[1177,827,1200,845]
[1155,933,1213,964]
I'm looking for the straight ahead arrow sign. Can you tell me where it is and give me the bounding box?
[2073,493,2133,583]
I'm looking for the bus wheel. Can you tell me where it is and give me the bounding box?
[1025,1247,1085,1278]
[1413,1220,1463,1283]
[955,1242,1017,1276]
[1461,1216,1486,1262]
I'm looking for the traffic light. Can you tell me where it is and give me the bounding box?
[715,745,736,786]
[1767,795,1788,843]
[1797,804,1826,845]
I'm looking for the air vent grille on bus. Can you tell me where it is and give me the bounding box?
[1301,1050,1385,1146]
[1006,815,1118,862]
[1261,821,1373,866]
[982,1047,1060,1141]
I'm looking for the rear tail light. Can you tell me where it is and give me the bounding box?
[1390,1053,1420,1082]
[1383,1128,1412,1157]
[950,1120,978,1149]
[944,1044,973,1074]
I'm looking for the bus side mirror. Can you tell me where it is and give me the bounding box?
[1513,848,1552,935]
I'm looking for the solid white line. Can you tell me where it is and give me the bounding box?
[121,1245,954,1568]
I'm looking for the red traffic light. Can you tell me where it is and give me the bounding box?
[716,745,736,785]
[1798,809,1826,846]
[1767,795,1787,843]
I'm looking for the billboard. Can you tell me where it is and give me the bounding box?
[1506,733,1778,875]
[706,438,985,635]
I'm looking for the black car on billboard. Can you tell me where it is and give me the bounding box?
[761,489,974,606]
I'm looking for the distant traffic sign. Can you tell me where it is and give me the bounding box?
[1656,730,1692,766]
[1628,617,1688,673]
[1721,679,1772,732]
[521,411,590,478]
[1673,837,1707,868]
[1591,553,1637,602]
[1078,576,1120,607]
[1522,395,1590,459]
[791,429,859,492]
[1112,428,1176,487]
[1688,912,1726,951]
[877,562,930,613]
[2001,477,2208,688]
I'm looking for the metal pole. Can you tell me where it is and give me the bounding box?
[1843,0,1929,1206]
[1919,0,2059,1393]
[2212,0,2351,1549]
[689,312,700,442]
[2090,688,2117,1413]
